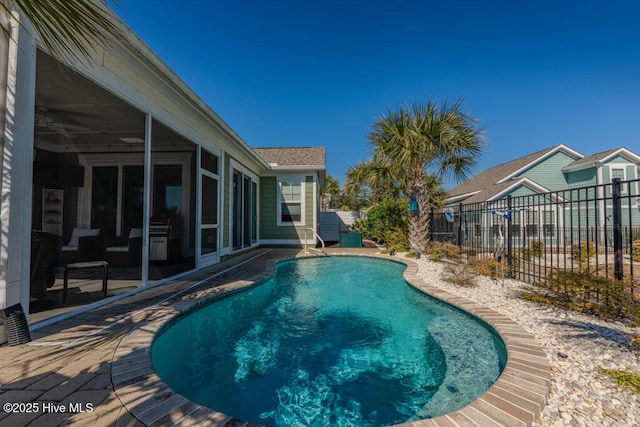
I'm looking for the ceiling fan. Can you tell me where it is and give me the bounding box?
[34,106,91,139]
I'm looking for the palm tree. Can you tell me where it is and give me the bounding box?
[367,99,485,253]
[320,174,340,210]
[1,0,119,63]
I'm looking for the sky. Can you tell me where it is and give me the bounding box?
[116,0,640,189]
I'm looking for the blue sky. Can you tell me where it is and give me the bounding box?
[117,1,640,189]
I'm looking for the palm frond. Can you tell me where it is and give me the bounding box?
[2,0,120,64]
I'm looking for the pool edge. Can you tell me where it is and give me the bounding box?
[112,252,550,427]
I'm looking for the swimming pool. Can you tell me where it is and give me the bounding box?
[152,256,507,426]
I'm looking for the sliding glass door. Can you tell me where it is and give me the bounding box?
[232,167,258,251]
[200,149,220,264]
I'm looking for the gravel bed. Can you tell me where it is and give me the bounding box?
[414,257,640,427]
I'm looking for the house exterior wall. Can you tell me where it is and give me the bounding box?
[260,175,316,243]
[565,167,597,189]
[513,151,577,191]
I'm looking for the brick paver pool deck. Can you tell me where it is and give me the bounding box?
[0,248,550,426]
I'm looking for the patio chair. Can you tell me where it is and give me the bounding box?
[105,228,143,267]
[60,228,104,264]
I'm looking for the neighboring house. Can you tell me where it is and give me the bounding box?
[443,144,640,247]
[0,7,325,329]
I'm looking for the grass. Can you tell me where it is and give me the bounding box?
[601,369,640,396]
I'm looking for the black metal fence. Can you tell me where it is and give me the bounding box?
[431,178,640,290]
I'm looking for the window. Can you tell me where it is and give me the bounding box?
[611,167,625,181]
[526,211,538,237]
[278,178,304,225]
[610,166,628,194]
[543,211,555,237]
[509,211,521,237]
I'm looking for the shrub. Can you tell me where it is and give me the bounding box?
[521,268,640,322]
[381,227,410,252]
[468,256,504,277]
[520,247,531,262]
[572,241,595,262]
[352,199,408,243]
[442,263,477,287]
[632,240,640,262]
[426,242,461,262]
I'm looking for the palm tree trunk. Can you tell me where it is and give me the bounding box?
[408,169,430,253]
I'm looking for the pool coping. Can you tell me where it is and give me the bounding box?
[112,252,550,427]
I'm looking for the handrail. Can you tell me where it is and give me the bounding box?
[304,228,326,255]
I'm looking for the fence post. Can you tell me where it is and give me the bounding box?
[457,203,463,249]
[507,195,513,278]
[612,178,623,280]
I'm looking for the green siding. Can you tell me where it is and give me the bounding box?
[608,154,632,163]
[505,186,539,198]
[565,168,597,189]
[515,151,576,191]
[260,175,316,241]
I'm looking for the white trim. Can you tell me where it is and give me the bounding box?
[312,173,318,245]
[267,165,326,171]
[142,114,152,285]
[562,148,640,172]
[487,177,565,202]
[198,149,221,266]
[1,12,37,314]
[259,239,315,245]
[276,174,306,227]
[608,163,629,194]
[195,146,202,267]
[78,152,192,239]
[444,190,482,204]
[496,144,584,184]
[262,169,324,178]
[597,165,606,230]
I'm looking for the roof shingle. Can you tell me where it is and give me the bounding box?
[253,147,325,168]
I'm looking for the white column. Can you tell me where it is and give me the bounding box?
[0,11,37,319]
[141,114,152,285]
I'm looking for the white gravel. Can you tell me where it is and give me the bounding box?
[414,256,640,427]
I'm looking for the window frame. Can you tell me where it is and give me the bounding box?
[277,176,305,226]
[609,165,628,194]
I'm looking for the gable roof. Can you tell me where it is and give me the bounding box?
[562,147,640,172]
[447,145,557,199]
[446,144,582,204]
[253,147,326,169]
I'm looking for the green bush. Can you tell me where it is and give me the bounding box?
[381,227,410,252]
[572,241,596,262]
[351,199,408,243]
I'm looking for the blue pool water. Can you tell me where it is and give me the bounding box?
[152,257,506,426]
